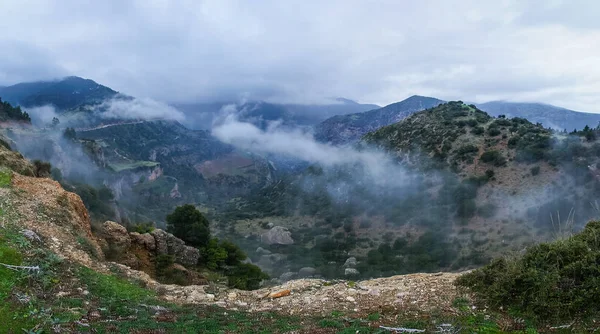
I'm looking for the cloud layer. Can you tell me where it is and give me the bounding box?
[1,1,599,111]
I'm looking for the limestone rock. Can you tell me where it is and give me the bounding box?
[151,229,171,255]
[179,246,200,267]
[345,268,360,276]
[129,232,156,251]
[343,257,357,268]
[256,247,272,255]
[150,229,200,267]
[260,226,294,245]
[101,221,131,251]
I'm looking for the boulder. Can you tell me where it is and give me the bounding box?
[256,247,272,255]
[179,246,200,267]
[345,268,360,276]
[343,257,357,268]
[261,226,294,245]
[150,229,200,267]
[298,267,317,277]
[129,232,156,251]
[100,221,131,251]
[151,229,170,255]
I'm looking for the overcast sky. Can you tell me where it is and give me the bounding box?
[1,0,599,111]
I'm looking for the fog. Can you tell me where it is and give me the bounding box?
[212,104,410,189]
[24,105,60,127]
[98,97,185,122]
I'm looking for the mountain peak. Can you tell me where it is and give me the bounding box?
[0,76,118,110]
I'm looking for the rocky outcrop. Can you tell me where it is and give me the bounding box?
[343,257,357,268]
[345,268,360,276]
[151,229,200,266]
[260,226,294,245]
[99,224,200,276]
[100,221,131,250]
[129,232,156,250]
[4,172,104,267]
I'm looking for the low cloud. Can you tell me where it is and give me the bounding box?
[24,105,60,127]
[98,97,185,121]
[212,105,408,188]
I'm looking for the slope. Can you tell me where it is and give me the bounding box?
[224,101,600,282]
[174,98,380,130]
[314,95,443,145]
[0,76,118,110]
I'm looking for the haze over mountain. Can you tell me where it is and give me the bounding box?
[315,95,600,146]
[174,99,379,130]
[476,101,600,131]
[0,76,119,110]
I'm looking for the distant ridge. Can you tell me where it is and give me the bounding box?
[0,76,118,110]
[314,95,444,145]
[476,101,600,131]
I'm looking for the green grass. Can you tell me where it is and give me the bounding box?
[108,160,159,172]
[0,167,11,187]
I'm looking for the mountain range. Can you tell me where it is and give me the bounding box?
[3,75,600,280]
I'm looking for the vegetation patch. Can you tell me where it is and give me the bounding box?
[0,167,11,187]
[457,220,600,324]
[108,160,160,172]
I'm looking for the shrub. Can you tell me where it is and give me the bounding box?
[226,263,269,290]
[487,128,501,136]
[456,221,600,322]
[166,205,210,248]
[129,222,155,234]
[471,126,484,135]
[33,160,52,177]
[480,150,506,166]
[530,166,541,176]
[0,138,11,151]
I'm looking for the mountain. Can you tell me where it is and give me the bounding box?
[476,101,600,131]
[227,101,600,280]
[0,76,118,110]
[314,95,444,145]
[6,118,275,224]
[0,101,593,334]
[173,99,380,130]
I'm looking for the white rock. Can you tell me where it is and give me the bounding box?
[346,296,355,302]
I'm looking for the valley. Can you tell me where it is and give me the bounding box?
[1,75,600,331]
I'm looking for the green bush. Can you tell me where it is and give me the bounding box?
[0,168,11,188]
[480,150,506,166]
[33,160,52,177]
[456,221,600,322]
[0,138,11,151]
[530,166,540,176]
[226,263,269,290]
[471,126,484,135]
[487,128,501,136]
[166,205,210,248]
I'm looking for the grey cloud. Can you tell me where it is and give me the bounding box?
[97,98,186,121]
[24,105,60,127]
[212,106,409,188]
[1,1,600,111]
